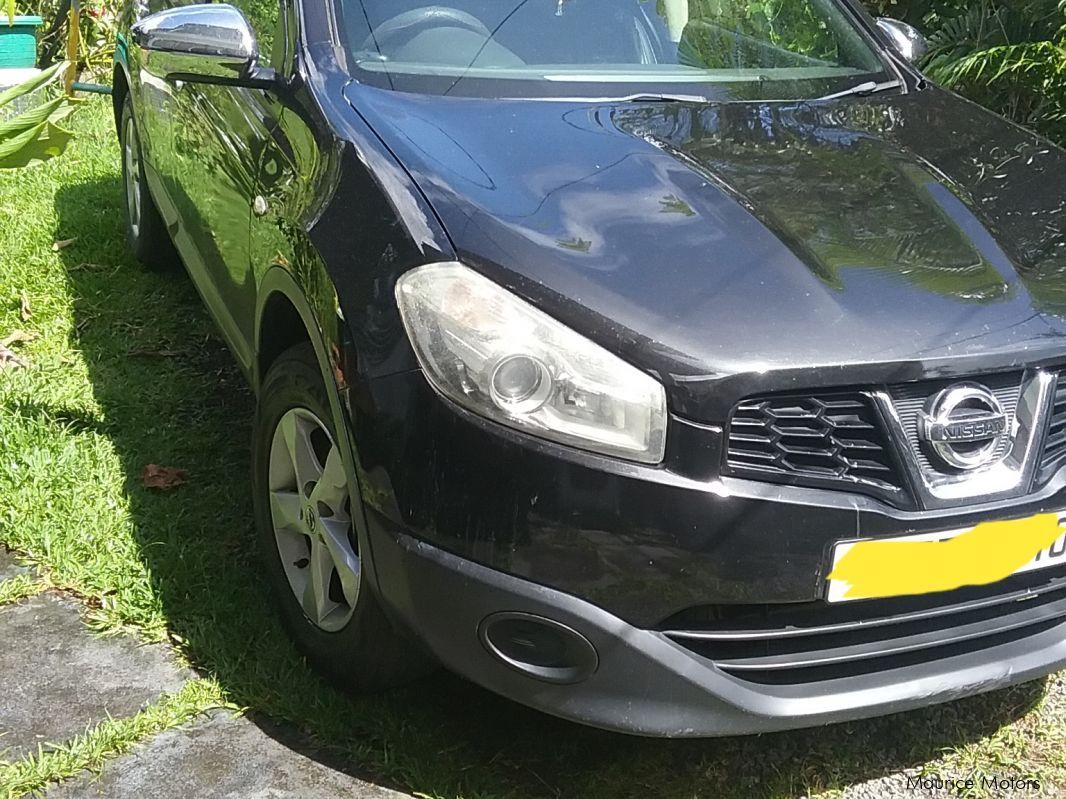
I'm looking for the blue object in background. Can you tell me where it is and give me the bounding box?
[0,16,44,69]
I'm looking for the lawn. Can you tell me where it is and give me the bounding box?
[1,96,1065,799]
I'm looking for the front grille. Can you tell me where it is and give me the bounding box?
[1039,374,1066,480]
[661,568,1066,685]
[725,393,904,493]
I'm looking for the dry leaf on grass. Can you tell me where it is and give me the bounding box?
[1,330,35,348]
[0,346,27,369]
[19,291,31,321]
[141,464,189,490]
[0,329,35,369]
[52,237,78,251]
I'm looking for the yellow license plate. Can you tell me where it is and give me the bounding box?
[827,511,1066,603]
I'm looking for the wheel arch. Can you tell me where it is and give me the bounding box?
[111,63,130,133]
[254,268,386,590]
[254,268,342,396]
[256,285,313,392]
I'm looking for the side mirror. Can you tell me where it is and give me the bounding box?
[132,4,275,88]
[875,17,929,65]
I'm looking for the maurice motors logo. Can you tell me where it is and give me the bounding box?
[905,774,1041,794]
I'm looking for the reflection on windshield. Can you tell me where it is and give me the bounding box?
[340,0,891,99]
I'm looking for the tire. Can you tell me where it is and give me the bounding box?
[119,94,179,271]
[253,342,433,692]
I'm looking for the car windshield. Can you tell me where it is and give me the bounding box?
[335,0,895,101]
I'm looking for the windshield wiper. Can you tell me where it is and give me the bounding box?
[618,92,711,104]
[816,79,902,102]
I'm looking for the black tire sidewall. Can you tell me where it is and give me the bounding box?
[119,97,146,257]
[253,344,416,689]
[119,96,176,270]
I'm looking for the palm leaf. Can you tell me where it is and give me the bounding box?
[0,61,66,109]
[907,0,1065,142]
[0,62,79,170]
[0,120,75,169]
[0,96,67,137]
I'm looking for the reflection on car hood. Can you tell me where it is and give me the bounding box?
[346,84,1066,419]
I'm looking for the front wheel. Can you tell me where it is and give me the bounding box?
[253,343,432,691]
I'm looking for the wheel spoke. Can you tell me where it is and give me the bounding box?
[319,517,360,607]
[301,537,337,626]
[124,119,142,232]
[281,412,324,493]
[310,446,348,515]
[269,490,303,532]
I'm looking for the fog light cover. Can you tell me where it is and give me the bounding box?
[395,262,667,464]
[480,612,598,684]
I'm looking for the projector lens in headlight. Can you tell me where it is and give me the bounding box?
[490,354,552,413]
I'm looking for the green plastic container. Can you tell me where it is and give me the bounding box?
[0,16,43,69]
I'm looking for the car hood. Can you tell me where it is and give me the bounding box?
[346,84,1066,420]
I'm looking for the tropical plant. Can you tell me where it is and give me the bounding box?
[867,0,1066,143]
[927,1,1065,141]
[0,61,78,169]
[1,0,84,169]
[21,0,115,77]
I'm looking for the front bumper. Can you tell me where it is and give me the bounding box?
[367,509,1066,737]
[354,369,1066,735]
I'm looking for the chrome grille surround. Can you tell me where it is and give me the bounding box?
[872,369,1054,510]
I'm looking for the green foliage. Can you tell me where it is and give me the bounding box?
[0,61,78,170]
[866,0,1066,143]
[683,0,848,63]
[234,0,279,51]
[28,0,118,75]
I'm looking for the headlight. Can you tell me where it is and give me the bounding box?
[395,262,668,464]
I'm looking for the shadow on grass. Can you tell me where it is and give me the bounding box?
[51,174,1050,799]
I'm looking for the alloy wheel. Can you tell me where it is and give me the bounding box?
[123,114,142,239]
[267,407,360,632]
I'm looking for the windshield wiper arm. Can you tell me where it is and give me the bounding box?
[618,92,711,104]
[816,79,902,102]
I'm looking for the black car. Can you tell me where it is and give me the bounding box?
[112,0,1066,736]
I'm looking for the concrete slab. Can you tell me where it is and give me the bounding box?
[0,548,29,581]
[0,593,188,761]
[46,712,412,798]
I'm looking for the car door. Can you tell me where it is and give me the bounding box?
[135,2,282,375]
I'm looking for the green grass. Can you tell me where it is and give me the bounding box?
[0,681,229,799]
[0,97,1064,799]
[0,573,46,606]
